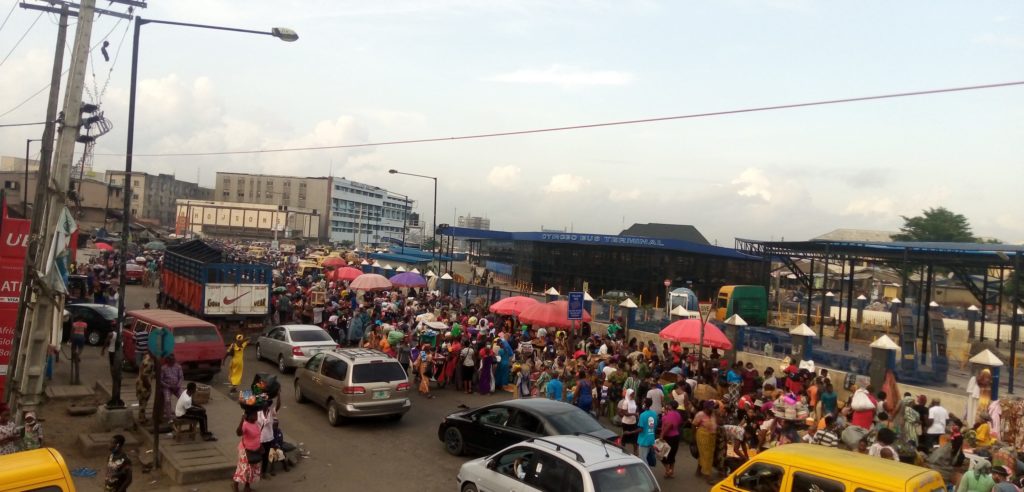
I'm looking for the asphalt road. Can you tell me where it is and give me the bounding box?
[117,284,708,491]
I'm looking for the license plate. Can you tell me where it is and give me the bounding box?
[372,390,390,400]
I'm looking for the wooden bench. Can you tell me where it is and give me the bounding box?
[171,418,199,442]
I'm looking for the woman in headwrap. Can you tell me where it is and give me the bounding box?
[900,393,921,445]
[227,334,249,394]
[161,354,184,423]
[478,345,495,395]
[495,335,513,390]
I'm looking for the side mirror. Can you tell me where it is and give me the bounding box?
[486,459,497,470]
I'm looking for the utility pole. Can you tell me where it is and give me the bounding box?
[7,0,97,415]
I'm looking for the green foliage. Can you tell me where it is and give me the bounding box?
[893,207,976,242]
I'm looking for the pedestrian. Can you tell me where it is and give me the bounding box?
[956,461,995,492]
[160,354,184,424]
[135,352,154,424]
[925,398,949,451]
[227,334,249,394]
[546,373,565,401]
[234,411,262,492]
[418,344,435,399]
[258,398,281,480]
[637,398,659,468]
[574,370,594,415]
[21,411,43,450]
[0,404,19,455]
[991,466,1017,492]
[477,345,495,395]
[618,388,640,455]
[103,434,132,492]
[693,400,718,482]
[659,400,684,479]
[133,322,149,369]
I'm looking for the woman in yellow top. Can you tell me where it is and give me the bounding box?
[973,412,997,447]
[227,334,248,394]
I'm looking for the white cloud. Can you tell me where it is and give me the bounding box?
[842,197,896,216]
[543,174,590,193]
[487,165,522,189]
[731,168,772,201]
[974,33,1024,49]
[609,188,642,202]
[485,65,635,88]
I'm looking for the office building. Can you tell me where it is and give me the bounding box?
[175,199,320,240]
[457,215,490,230]
[106,171,212,227]
[328,177,411,249]
[215,172,331,240]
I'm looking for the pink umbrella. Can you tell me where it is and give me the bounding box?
[95,242,114,251]
[489,296,540,316]
[658,319,733,350]
[321,257,346,268]
[348,273,392,291]
[518,300,591,330]
[335,267,363,282]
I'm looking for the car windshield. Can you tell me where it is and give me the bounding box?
[290,329,333,343]
[352,362,407,383]
[591,464,659,492]
[546,408,606,434]
[172,326,222,343]
[92,305,118,320]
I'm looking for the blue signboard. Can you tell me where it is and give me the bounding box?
[567,292,584,320]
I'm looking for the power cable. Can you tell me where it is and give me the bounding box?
[0,0,17,35]
[0,120,50,127]
[0,11,43,69]
[0,20,130,120]
[92,79,1024,158]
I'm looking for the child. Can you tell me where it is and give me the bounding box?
[22,411,43,450]
[266,420,290,475]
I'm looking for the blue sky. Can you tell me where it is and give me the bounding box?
[1,0,1021,244]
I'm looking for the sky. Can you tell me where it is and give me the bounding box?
[0,0,1021,245]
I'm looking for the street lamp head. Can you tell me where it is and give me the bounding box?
[271,27,299,42]
[388,169,398,174]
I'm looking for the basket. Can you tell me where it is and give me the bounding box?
[192,384,211,405]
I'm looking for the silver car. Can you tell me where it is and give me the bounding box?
[256,325,338,373]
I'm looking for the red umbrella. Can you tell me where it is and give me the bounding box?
[95,242,114,251]
[489,296,540,316]
[321,257,346,268]
[518,300,591,329]
[349,273,392,291]
[335,267,363,282]
[658,319,733,350]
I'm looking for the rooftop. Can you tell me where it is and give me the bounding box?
[620,223,709,245]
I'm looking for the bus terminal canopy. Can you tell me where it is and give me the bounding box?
[735,238,1024,269]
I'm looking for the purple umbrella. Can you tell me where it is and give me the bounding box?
[389,271,427,288]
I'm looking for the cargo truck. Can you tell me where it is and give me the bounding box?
[158,240,272,342]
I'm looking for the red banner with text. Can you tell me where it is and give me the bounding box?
[0,200,28,397]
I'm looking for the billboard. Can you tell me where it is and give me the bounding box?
[0,204,28,397]
[203,283,270,316]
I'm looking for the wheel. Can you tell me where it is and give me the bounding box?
[444,427,465,456]
[387,413,404,422]
[86,330,102,346]
[294,381,307,403]
[277,355,288,373]
[461,483,478,492]
[326,399,344,426]
[255,344,262,361]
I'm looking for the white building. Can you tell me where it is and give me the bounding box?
[328,178,411,248]
[175,199,320,240]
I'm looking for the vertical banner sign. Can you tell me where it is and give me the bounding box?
[0,205,30,397]
[567,292,584,321]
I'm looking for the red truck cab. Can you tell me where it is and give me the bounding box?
[123,309,225,381]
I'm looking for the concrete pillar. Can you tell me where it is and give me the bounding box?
[969,349,1004,402]
[856,294,867,330]
[619,298,638,335]
[890,298,902,330]
[545,287,560,303]
[583,292,593,314]
[869,335,899,390]
[723,314,748,365]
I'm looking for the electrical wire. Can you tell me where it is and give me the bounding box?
[0,120,49,127]
[91,79,1024,158]
[0,16,131,120]
[0,11,43,69]
[0,0,17,35]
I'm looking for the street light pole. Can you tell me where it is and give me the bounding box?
[114,16,297,466]
[388,169,438,273]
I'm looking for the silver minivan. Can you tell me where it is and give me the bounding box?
[293,348,412,425]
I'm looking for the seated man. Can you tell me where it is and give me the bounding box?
[175,382,216,441]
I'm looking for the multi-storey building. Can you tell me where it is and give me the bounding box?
[215,172,331,240]
[328,177,411,249]
[105,171,212,227]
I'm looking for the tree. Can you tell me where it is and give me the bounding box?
[421,237,437,250]
[893,207,976,242]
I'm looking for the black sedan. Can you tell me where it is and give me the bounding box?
[62,303,118,346]
[438,398,617,456]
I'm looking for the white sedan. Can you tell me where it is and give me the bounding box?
[256,325,338,373]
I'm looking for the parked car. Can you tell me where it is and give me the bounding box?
[293,348,411,425]
[438,399,617,457]
[256,324,338,373]
[122,309,225,380]
[457,435,660,492]
[61,303,117,346]
[598,290,635,303]
[125,263,145,284]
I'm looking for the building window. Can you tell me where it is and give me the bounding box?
[4,181,19,190]
[222,191,229,197]
[133,179,140,186]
